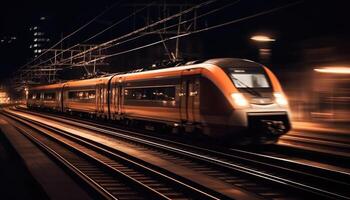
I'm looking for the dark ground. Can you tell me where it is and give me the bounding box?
[0,131,48,200]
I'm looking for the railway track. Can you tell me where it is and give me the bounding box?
[5,108,350,199]
[1,111,224,200]
[247,143,350,170]
[278,133,350,158]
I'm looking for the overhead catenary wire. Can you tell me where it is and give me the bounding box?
[82,2,156,43]
[32,2,155,69]
[79,0,303,65]
[60,0,218,64]
[59,0,240,65]
[24,0,302,75]
[17,0,124,71]
[98,0,241,52]
[28,0,217,70]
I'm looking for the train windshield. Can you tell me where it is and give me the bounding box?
[228,69,270,88]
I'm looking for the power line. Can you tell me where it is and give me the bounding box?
[63,0,241,64]
[32,2,153,68]
[62,0,218,63]
[18,0,123,70]
[81,1,303,65]
[82,2,156,43]
[30,0,214,69]
[99,0,241,52]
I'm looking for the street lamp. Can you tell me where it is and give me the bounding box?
[250,35,276,64]
[314,66,350,74]
[250,35,276,42]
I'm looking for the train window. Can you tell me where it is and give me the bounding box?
[88,91,96,99]
[125,87,175,101]
[31,93,40,100]
[68,90,96,100]
[230,73,270,88]
[43,92,56,100]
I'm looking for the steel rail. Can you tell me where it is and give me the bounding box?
[8,108,350,199]
[2,111,224,200]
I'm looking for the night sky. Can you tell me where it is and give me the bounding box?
[1,0,349,81]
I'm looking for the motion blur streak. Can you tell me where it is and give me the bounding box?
[314,67,350,74]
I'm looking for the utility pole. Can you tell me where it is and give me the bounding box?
[175,13,182,60]
[128,1,197,62]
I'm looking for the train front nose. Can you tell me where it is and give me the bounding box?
[261,120,287,135]
[247,112,291,136]
[230,92,292,143]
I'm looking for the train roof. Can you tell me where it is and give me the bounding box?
[30,58,264,90]
[31,82,65,91]
[203,58,262,68]
[64,76,112,88]
[115,58,263,80]
[31,76,113,91]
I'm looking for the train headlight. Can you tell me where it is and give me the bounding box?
[274,92,288,106]
[231,92,249,108]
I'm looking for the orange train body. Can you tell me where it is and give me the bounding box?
[28,58,291,144]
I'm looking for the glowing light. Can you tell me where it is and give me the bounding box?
[314,67,350,74]
[231,93,249,108]
[0,92,10,104]
[250,35,276,42]
[274,92,288,106]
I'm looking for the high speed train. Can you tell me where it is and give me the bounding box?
[27,58,291,144]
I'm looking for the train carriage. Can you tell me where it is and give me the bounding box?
[27,58,292,144]
[62,77,111,118]
[27,83,64,111]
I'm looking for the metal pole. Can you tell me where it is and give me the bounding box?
[175,9,182,60]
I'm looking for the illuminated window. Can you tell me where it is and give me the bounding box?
[30,93,40,100]
[68,90,96,101]
[125,87,175,101]
[44,92,56,100]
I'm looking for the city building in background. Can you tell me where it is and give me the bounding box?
[29,16,51,57]
[0,36,17,45]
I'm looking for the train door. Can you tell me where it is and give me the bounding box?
[110,82,117,119]
[109,80,120,120]
[117,85,123,119]
[115,77,124,120]
[180,78,188,122]
[97,83,104,116]
[103,83,108,117]
[180,69,201,127]
[62,85,68,112]
[57,89,62,112]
